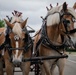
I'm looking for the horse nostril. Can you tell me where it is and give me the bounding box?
[13,61,21,67]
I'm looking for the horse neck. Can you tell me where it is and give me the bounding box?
[46,24,60,42]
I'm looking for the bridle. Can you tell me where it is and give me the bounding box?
[4,21,33,62]
[46,11,76,34]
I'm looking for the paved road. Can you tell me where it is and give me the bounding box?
[54,55,76,75]
[4,55,76,75]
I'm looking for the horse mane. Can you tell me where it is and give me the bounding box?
[12,23,22,38]
[46,5,62,26]
[46,5,76,26]
[10,14,24,38]
[67,7,76,18]
[47,5,62,15]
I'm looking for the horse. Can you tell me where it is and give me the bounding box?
[33,2,76,75]
[3,14,33,75]
[0,27,6,75]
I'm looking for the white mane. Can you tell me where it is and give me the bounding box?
[10,15,24,38]
[67,7,76,18]
[47,5,62,15]
[46,5,62,26]
[47,13,60,26]
[46,5,76,26]
[12,23,22,38]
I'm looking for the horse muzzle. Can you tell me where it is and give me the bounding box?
[13,60,21,67]
[11,56,22,67]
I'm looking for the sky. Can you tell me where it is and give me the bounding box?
[0,0,76,31]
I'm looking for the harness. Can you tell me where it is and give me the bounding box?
[7,28,33,55]
[0,26,33,62]
[0,33,10,58]
[0,43,5,58]
[35,12,76,55]
[36,21,67,55]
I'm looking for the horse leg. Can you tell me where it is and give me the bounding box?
[5,60,14,75]
[0,59,4,75]
[57,58,66,75]
[43,61,52,75]
[51,64,56,75]
[40,64,45,75]
[21,62,30,75]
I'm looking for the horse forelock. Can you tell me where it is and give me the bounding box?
[47,13,60,26]
[12,23,22,38]
[67,7,76,19]
[46,5,62,26]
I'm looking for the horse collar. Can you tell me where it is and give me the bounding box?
[39,20,67,54]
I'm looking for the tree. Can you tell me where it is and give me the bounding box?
[0,19,5,28]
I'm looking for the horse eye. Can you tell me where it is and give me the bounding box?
[67,20,70,23]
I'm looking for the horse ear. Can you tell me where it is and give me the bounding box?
[73,2,76,10]
[62,2,67,12]
[21,18,28,28]
[4,19,13,28]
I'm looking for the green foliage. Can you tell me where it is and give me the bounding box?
[0,19,5,28]
[66,48,76,52]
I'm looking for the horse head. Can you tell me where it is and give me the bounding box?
[4,16,28,66]
[60,2,76,48]
[45,2,76,49]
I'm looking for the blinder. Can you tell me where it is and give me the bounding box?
[60,12,76,34]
